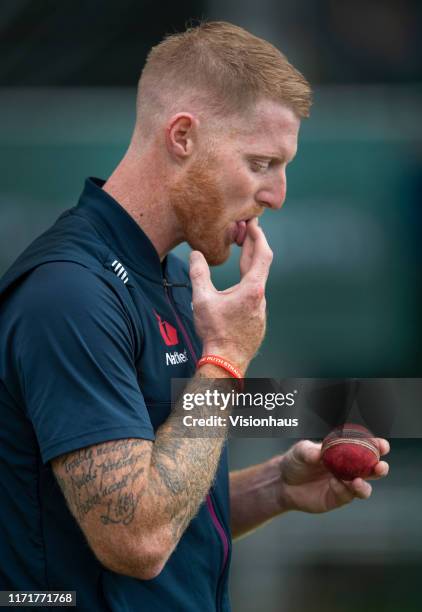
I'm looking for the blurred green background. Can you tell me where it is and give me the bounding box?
[1,1,421,611]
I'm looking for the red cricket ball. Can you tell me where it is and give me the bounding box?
[321,424,380,481]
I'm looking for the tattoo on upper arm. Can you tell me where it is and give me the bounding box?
[54,439,150,527]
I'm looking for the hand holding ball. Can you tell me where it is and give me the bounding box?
[321,424,380,481]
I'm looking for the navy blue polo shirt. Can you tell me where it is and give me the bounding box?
[0,178,232,611]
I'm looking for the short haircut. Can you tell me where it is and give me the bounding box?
[135,21,312,137]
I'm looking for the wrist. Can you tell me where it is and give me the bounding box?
[201,345,250,376]
[197,354,243,379]
[196,363,234,379]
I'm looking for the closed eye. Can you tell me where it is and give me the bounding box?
[250,159,271,173]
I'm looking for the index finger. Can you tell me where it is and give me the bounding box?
[239,219,257,278]
[241,221,273,287]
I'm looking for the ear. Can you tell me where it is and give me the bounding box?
[165,113,198,161]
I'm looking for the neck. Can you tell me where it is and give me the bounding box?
[102,147,183,261]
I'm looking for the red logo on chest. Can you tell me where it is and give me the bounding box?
[153,310,179,346]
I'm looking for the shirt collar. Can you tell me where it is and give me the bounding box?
[75,177,167,282]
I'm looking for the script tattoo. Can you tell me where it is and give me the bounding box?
[53,374,234,572]
[56,440,149,526]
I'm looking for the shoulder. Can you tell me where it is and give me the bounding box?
[5,262,144,383]
[13,262,119,314]
[8,262,139,347]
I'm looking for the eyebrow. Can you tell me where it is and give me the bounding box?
[249,150,297,163]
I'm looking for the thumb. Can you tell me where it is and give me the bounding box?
[189,250,214,299]
[292,440,322,465]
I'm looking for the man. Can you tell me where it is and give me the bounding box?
[0,21,389,611]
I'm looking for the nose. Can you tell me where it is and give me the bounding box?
[256,170,286,210]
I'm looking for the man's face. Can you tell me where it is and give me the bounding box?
[170,100,300,265]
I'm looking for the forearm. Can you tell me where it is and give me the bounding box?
[145,364,234,553]
[230,454,286,539]
[54,365,235,579]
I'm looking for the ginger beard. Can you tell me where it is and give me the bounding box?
[169,154,234,266]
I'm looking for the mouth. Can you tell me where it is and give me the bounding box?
[231,217,253,246]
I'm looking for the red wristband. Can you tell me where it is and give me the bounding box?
[197,354,243,379]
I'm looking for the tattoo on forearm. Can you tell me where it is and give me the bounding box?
[53,374,234,556]
[149,375,233,543]
[56,440,148,526]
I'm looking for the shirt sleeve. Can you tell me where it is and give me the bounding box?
[12,262,154,464]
